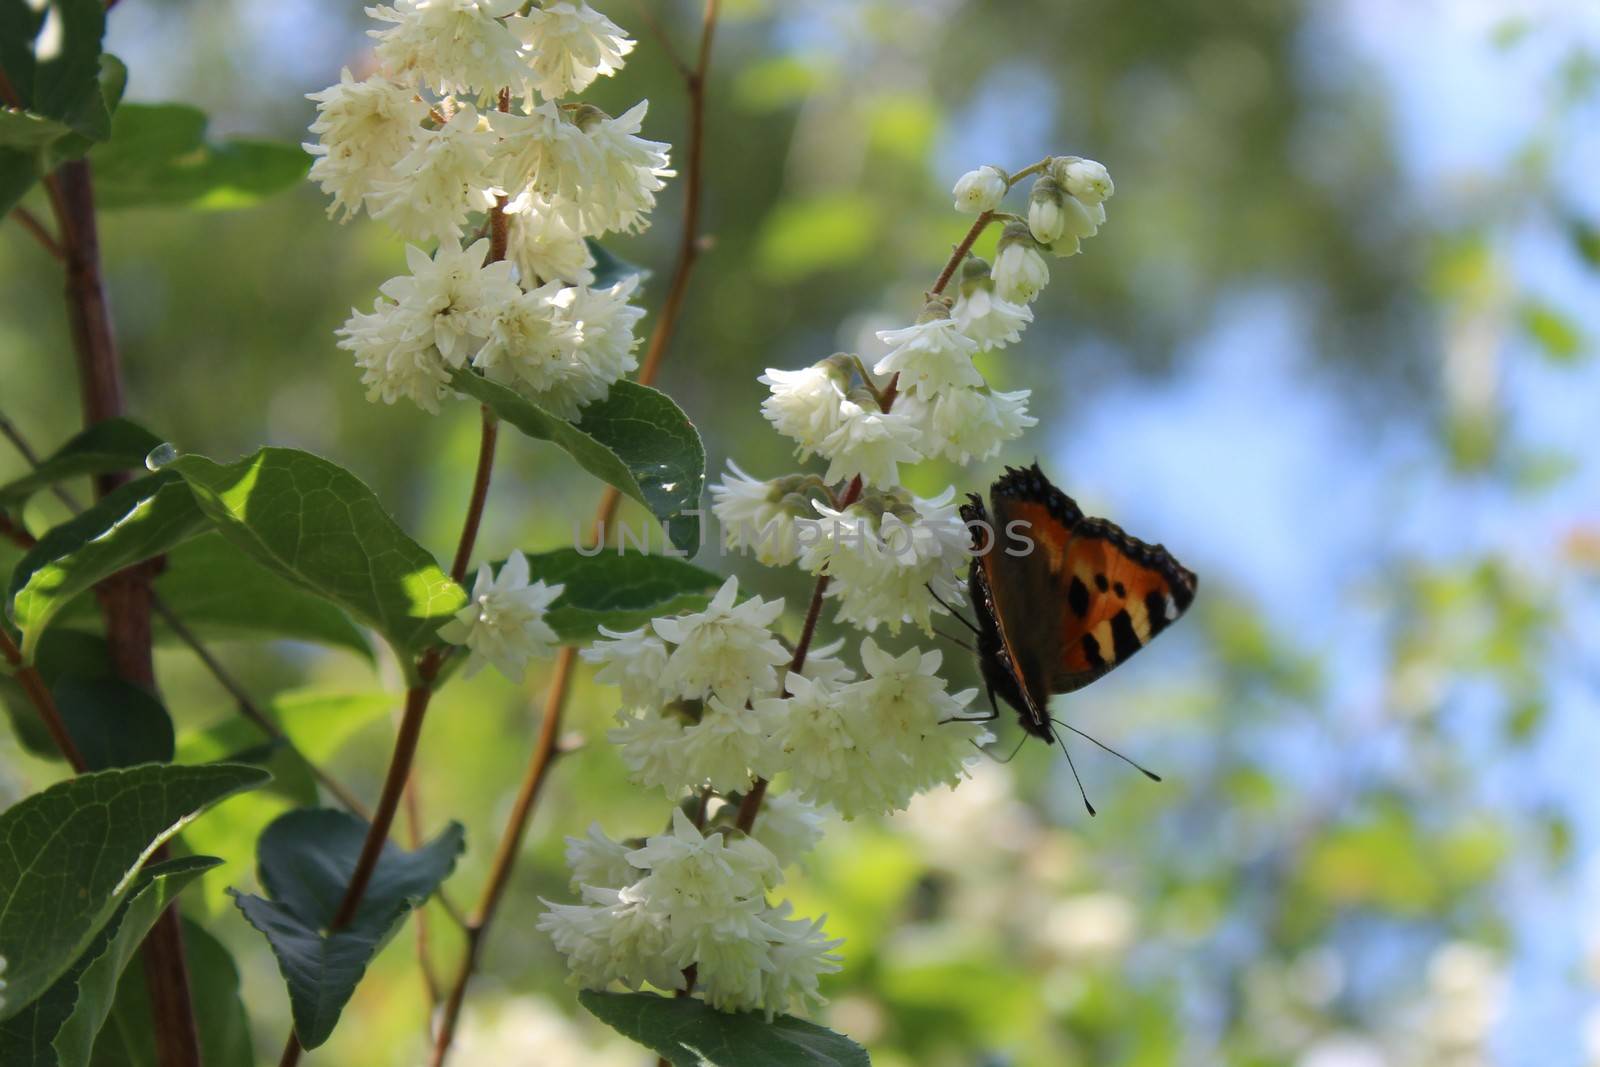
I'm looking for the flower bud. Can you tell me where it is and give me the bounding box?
[951,165,1006,214]
[1060,157,1113,204]
[1027,176,1067,244]
[958,254,993,297]
[1059,192,1099,239]
[992,223,1050,303]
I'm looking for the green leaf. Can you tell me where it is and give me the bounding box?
[0,856,219,1067]
[52,675,175,770]
[89,918,253,1067]
[0,419,164,508]
[176,689,395,808]
[509,548,720,641]
[7,472,210,662]
[160,447,464,677]
[0,630,112,759]
[579,991,870,1067]
[0,0,108,139]
[451,371,704,552]
[230,809,464,1049]
[151,534,372,660]
[586,237,650,289]
[88,103,310,211]
[0,762,268,1020]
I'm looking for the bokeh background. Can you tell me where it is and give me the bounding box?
[3,1,1599,1064]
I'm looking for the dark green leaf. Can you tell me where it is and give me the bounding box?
[0,856,219,1067]
[452,371,704,552]
[579,991,870,1067]
[51,676,175,770]
[90,918,253,1067]
[230,809,464,1049]
[151,534,373,660]
[507,548,720,641]
[0,762,268,1019]
[6,471,209,662]
[0,418,164,508]
[0,145,38,215]
[0,0,107,138]
[89,103,309,211]
[586,237,650,289]
[160,447,464,677]
[0,630,111,759]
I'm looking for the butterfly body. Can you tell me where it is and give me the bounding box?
[960,464,1197,743]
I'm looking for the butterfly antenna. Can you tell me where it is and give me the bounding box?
[1051,730,1096,817]
[924,584,981,635]
[1049,718,1162,782]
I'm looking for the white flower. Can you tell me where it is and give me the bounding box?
[651,576,790,706]
[303,68,425,221]
[336,298,451,412]
[492,101,596,213]
[446,997,640,1067]
[607,708,690,792]
[367,0,525,98]
[951,164,1006,214]
[583,623,671,708]
[952,286,1032,349]
[760,902,843,1018]
[378,236,520,367]
[473,281,585,397]
[538,883,685,993]
[571,102,673,235]
[506,194,597,285]
[438,550,564,680]
[796,637,855,687]
[1059,192,1102,240]
[759,362,848,457]
[557,275,646,401]
[992,228,1049,304]
[748,792,827,868]
[921,385,1036,464]
[1027,176,1067,245]
[753,671,856,791]
[565,824,637,890]
[847,638,987,805]
[368,105,501,242]
[872,316,982,398]
[795,489,969,633]
[815,396,923,490]
[677,696,774,792]
[625,809,782,924]
[1059,157,1114,204]
[513,1,634,99]
[710,462,807,566]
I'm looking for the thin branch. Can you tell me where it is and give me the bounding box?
[1,627,88,771]
[0,513,36,549]
[10,206,63,260]
[427,4,721,1061]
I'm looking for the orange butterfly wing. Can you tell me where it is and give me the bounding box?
[981,466,1197,706]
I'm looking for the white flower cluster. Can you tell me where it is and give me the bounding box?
[538,811,842,1017]
[306,1,667,417]
[551,152,1111,1023]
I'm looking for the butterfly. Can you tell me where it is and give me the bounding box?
[949,464,1197,813]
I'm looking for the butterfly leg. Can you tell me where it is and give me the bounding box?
[938,683,1001,726]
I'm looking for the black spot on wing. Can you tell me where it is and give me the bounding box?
[1067,576,1090,618]
[1110,610,1143,661]
[1145,590,1171,636]
[1082,632,1106,670]
[1113,581,1126,598]
[1094,573,1109,593]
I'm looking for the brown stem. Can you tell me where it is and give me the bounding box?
[428,7,721,1062]
[929,211,995,297]
[0,512,37,549]
[1,628,88,771]
[46,155,202,1067]
[10,206,63,260]
[448,409,498,584]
